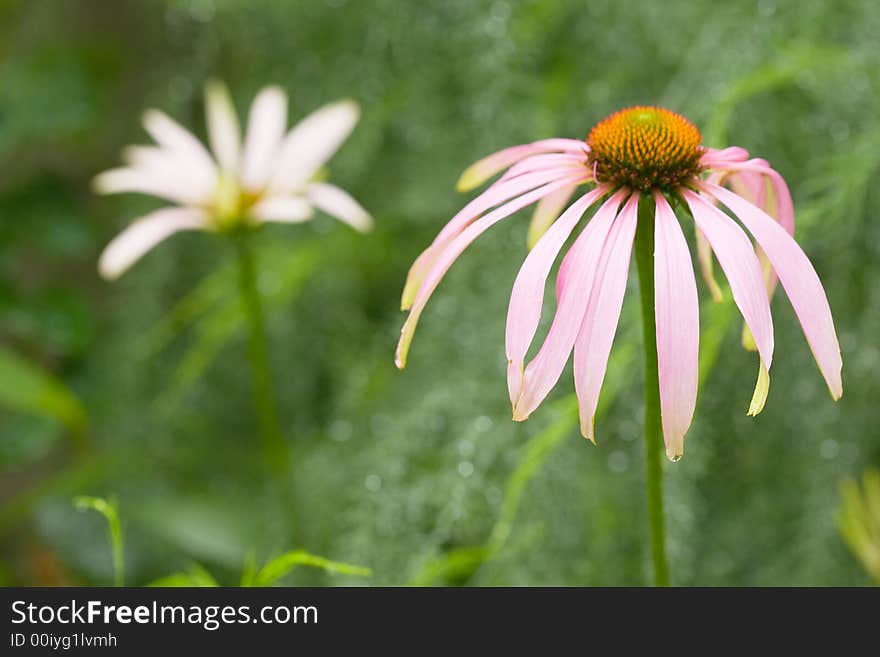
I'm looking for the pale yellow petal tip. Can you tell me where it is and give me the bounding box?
[394,344,408,370]
[830,383,843,402]
[747,362,770,417]
[665,445,684,462]
[395,322,415,370]
[205,77,228,97]
[455,165,486,193]
[354,214,374,233]
[332,99,361,125]
[400,284,418,311]
[511,404,529,422]
[741,324,758,352]
[394,345,407,370]
[708,280,724,304]
[526,216,549,250]
[91,173,112,195]
[97,261,120,282]
[141,108,161,126]
[579,420,597,445]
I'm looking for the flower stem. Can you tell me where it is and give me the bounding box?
[633,196,670,587]
[233,230,286,472]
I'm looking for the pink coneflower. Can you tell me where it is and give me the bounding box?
[396,106,842,462]
[94,80,371,279]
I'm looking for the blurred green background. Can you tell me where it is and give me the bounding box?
[1,0,878,586]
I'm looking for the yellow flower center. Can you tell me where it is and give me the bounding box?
[212,174,261,231]
[586,106,704,192]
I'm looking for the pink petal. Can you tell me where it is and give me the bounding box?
[204,79,241,173]
[269,100,360,194]
[702,182,842,399]
[456,138,588,192]
[694,227,723,303]
[683,190,774,371]
[573,193,639,441]
[512,188,629,420]
[396,172,589,369]
[712,160,794,235]
[699,146,749,168]
[240,86,288,192]
[653,193,699,460]
[505,185,609,408]
[306,182,373,232]
[98,207,209,280]
[499,153,587,183]
[526,183,578,249]
[401,167,588,310]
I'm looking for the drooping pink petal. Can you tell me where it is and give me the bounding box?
[573,193,639,442]
[401,167,588,310]
[142,109,217,184]
[240,86,288,192]
[205,80,241,173]
[683,190,775,372]
[396,173,589,369]
[702,182,843,399]
[512,188,629,421]
[499,153,587,183]
[98,207,209,280]
[306,182,373,232]
[249,196,314,224]
[92,167,210,206]
[699,146,749,168]
[526,183,578,249]
[653,193,699,461]
[268,100,360,194]
[694,227,723,302]
[456,138,588,192]
[505,185,609,407]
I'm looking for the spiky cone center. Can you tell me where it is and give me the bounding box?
[587,106,705,193]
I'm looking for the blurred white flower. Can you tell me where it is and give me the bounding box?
[94,80,372,280]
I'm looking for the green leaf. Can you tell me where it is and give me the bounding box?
[248,550,372,587]
[0,346,87,435]
[74,496,124,586]
[148,564,219,587]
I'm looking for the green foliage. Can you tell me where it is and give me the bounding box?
[148,564,220,588]
[148,552,371,587]
[244,551,372,587]
[0,348,86,431]
[838,469,880,583]
[0,347,88,462]
[74,496,124,587]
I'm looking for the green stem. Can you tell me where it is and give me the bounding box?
[633,196,670,587]
[233,230,286,472]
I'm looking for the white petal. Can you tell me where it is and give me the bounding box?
[205,80,241,173]
[269,100,360,193]
[142,109,217,185]
[99,207,209,280]
[240,86,288,192]
[306,182,372,232]
[122,145,215,197]
[249,196,314,224]
[92,167,209,205]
